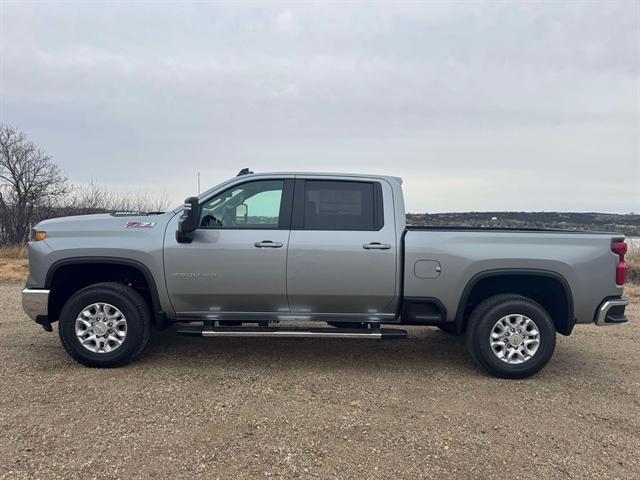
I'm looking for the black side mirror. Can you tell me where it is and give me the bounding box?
[176,196,201,244]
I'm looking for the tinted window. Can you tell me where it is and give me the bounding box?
[200,180,284,228]
[304,181,375,230]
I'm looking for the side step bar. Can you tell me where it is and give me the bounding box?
[175,326,407,340]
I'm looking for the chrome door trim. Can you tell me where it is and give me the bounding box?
[176,311,397,322]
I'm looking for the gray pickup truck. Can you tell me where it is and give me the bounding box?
[22,170,630,378]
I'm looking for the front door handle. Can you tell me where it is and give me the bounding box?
[363,242,391,250]
[254,240,283,248]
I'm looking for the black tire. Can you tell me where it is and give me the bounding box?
[58,282,151,368]
[465,294,556,379]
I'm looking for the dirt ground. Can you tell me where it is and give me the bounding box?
[0,283,638,480]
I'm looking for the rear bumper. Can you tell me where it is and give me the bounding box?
[22,288,50,322]
[594,297,629,326]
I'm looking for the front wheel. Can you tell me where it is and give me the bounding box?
[58,282,151,368]
[465,294,556,379]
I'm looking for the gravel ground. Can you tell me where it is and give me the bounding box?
[1,283,638,480]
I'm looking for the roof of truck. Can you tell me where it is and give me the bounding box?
[190,171,403,208]
[239,171,403,184]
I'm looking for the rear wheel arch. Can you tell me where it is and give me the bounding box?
[45,257,165,328]
[455,269,575,336]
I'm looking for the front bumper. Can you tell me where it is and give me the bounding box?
[594,297,629,326]
[22,288,50,322]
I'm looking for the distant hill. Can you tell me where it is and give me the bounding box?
[406,212,640,236]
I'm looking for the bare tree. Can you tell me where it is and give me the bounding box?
[1,125,171,244]
[0,125,68,244]
[60,182,170,216]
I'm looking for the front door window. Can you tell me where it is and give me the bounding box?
[200,180,284,229]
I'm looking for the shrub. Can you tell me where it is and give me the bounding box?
[627,242,640,285]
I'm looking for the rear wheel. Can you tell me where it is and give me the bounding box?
[58,282,151,368]
[465,294,556,379]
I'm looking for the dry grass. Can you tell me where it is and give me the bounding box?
[0,244,28,283]
[626,243,640,285]
[626,283,640,301]
[625,242,639,300]
[0,244,27,259]
[0,258,28,283]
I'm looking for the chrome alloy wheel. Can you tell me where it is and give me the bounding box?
[75,302,127,353]
[489,314,540,364]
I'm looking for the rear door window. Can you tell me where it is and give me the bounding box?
[303,180,376,230]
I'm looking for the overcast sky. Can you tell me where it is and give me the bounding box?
[1,1,639,213]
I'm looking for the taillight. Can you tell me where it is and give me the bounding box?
[612,241,627,285]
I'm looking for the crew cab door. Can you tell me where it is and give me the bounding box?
[286,178,398,317]
[164,177,293,317]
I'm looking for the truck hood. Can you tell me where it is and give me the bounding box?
[35,212,175,237]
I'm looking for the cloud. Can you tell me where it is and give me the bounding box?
[273,9,297,34]
[1,0,638,212]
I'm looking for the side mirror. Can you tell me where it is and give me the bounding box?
[176,196,201,244]
[235,203,248,224]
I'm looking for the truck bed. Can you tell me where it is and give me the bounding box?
[403,227,624,328]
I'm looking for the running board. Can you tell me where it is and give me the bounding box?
[175,326,407,340]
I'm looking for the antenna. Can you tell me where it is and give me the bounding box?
[197,172,200,194]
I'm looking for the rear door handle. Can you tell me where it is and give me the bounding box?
[363,242,391,250]
[254,240,283,248]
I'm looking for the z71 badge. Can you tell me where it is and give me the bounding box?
[125,221,156,228]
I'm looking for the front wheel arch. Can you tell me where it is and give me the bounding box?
[45,257,166,329]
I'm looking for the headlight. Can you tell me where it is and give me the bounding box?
[30,230,47,241]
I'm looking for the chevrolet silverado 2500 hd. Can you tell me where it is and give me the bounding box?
[22,170,630,378]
